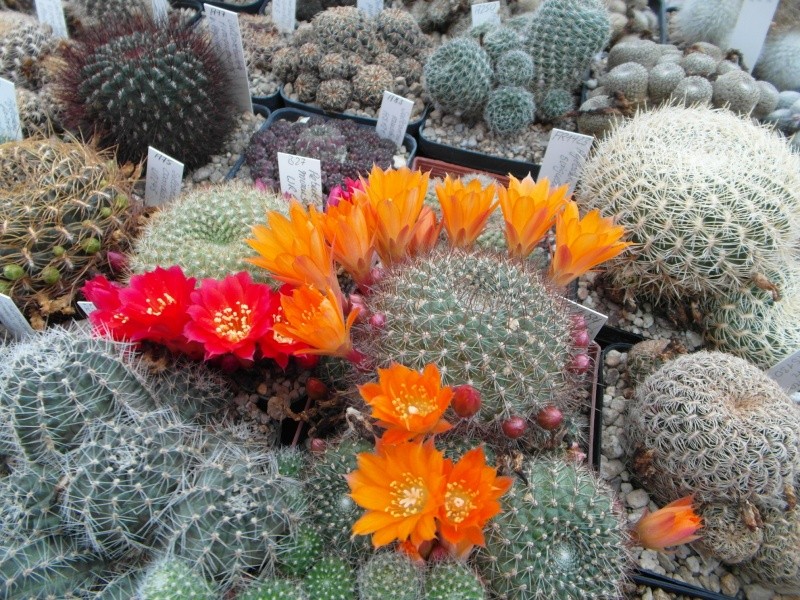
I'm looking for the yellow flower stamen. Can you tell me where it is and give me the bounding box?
[144,293,176,316]
[445,480,478,524]
[389,473,428,517]
[212,301,253,343]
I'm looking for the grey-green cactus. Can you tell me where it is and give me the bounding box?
[358,552,422,600]
[493,50,535,88]
[240,578,308,600]
[483,86,536,135]
[138,557,215,600]
[278,523,324,578]
[424,562,485,600]
[303,555,356,600]
[423,38,493,118]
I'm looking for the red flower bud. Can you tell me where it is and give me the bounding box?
[536,405,563,431]
[502,417,527,439]
[452,385,481,418]
[369,313,386,329]
[306,377,328,400]
[572,328,590,348]
[309,438,327,453]
[568,353,591,374]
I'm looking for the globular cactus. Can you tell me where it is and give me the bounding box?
[16,87,59,136]
[739,505,800,594]
[375,9,429,59]
[130,183,289,283]
[0,534,101,600]
[576,105,800,306]
[702,268,800,371]
[0,16,56,90]
[670,0,739,48]
[312,7,383,59]
[607,38,661,70]
[754,31,800,92]
[355,248,582,431]
[240,578,308,600]
[277,523,324,578]
[357,552,423,600]
[523,0,611,101]
[65,0,153,30]
[626,351,800,510]
[303,555,356,600]
[0,137,138,319]
[423,38,493,118]
[138,557,216,600]
[317,79,353,112]
[318,53,356,81]
[91,567,144,600]
[493,50,535,88]
[160,442,306,589]
[477,26,522,63]
[0,460,62,538]
[55,16,235,168]
[712,69,761,115]
[536,88,573,122]
[476,457,629,599]
[693,503,763,566]
[352,64,394,108]
[425,562,486,600]
[483,86,536,135]
[600,62,649,102]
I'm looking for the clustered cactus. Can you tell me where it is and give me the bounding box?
[0,12,56,90]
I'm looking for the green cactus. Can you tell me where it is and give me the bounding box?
[0,460,62,538]
[494,50,535,88]
[240,578,308,600]
[278,523,324,578]
[576,105,800,306]
[536,88,574,122]
[626,351,800,510]
[352,64,394,108]
[92,567,145,600]
[303,555,356,600]
[55,16,235,168]
[476,458,629,599]
[483,86,536,135]
[138,557,216,600]
[477,26,522,64]
[424,38,493,118]
[425,562,485,600]
[130,183,289,283]
[523,0,611,101]
[312,7,382,59]
[162,442,305,589]
[375,9,429,59]
[357,552,422,600]
[0,136,138,318]
[355,248,580,431]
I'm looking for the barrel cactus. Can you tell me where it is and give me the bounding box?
[138,557,216,600]
[358,552,422,600]
[0,136,138,320]
[0,15,56,90]
[739,505,800,594]
[303,555,356,600]
[483,86,536,135]
[425,562,486,600]
[423,38,493,118]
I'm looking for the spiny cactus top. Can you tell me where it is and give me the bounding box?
[55,16,235,168]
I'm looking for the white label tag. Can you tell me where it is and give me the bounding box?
[145,147,184,207]
[471,1,501,27]
[538,128,594,195]
[728,0,780,73]
[0,294,35,339]
[357,0,383,17]
[271,0,296,33]
[565,299,608,341]
[151,0,169,24]
[767,349,800,394]
[204,5,252,113]
[77,301,97,316]
[375,91,413,147]
[35,0,68,38]
[277,152,323,208]
[0,78,22,142]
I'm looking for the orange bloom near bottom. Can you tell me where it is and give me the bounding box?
[346,440,446,548]
[632,495,703,552]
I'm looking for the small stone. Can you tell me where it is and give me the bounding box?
[600,457,625,480]
[577,287,589,300]
[605,368,620,386]
[192,165,212,182]
[742,584,774,600]
[626,489,650,509]
[605,350,622,368]
[686,555,701,574]
[642,314,654,328]
[638,550,662,572]
[652,589,671,600]
[656,552,677,572]
[720,573,740,596]
[620,482,633,493]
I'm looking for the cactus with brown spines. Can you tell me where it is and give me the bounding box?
[0,14,56,90]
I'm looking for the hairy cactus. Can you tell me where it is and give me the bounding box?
[626,351,800,510]
[56,16,235,168]
[303,555,356,600]
[600,62,649,102]
[607,38,660,70]
[576,105,800,306]
[739,506,800,593]
[670,0,738,48]
[523,0,611,101]
[425,562,486,600]
[483,85,536,135]
[754,31,800,92]
[65,0,153,30]
[477,458,629,599]
[138,557,215,600]
[694,503,763,566]
[0,137,138,319]
[670,75,713,106]
[130,183,289,283]
[352,64,393,108]
[0,16,56,90]
[494,50,535,88]
[424,38,493,117]
[240,578,308,600]
[161,443,305,588]
[478,26,522,63]
[312,7,382,59]
[358,552,422,600]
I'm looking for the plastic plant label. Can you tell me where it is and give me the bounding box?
[272,0,297,33]
[277,152,323,209]
[537,128,594,195]
[151,0,169,24]
[35,0,68,38]
[145,147,184,207]
[565,299,608,341]
[204,5,252,113]
[0,294,35,340]
[767,349,800,395]
[357,0,383,17]
[0,78,22,142]
[728,0,780,73]
[471,1,501,27]
[376,91,413,147]
[77,301,97,316]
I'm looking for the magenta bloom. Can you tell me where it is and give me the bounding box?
[82,275,130,340]
[327,177,365,208]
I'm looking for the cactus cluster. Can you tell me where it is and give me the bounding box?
[358,552,422,600]
[130,183,289,283]
[0,12,56,90]
[55,16,235,168]
[138,557,216,600]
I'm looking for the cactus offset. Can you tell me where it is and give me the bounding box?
[138,557,215,600]
[425,562,486,600]
[423,38,493,118]
[357,552,423,600]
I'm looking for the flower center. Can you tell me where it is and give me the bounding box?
[213,302,253,343]
[393,383,436,422]
[144,292,176,316]
[445,480,477,524]
[272,308,296,345]
[388,473,427,517]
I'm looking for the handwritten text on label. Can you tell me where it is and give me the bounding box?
[145,147,184,207]
[375,91,413,147]
[537,129,594,195]
[277,152,323,209]
[204,5,252,113]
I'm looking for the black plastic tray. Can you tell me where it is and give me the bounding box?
[252,89,283,111]
[280,86,429,137]
[225,107,418,184]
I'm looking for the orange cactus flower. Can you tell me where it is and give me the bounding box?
[407,205,442,257]
[354,166,429,265]
[247,200,341,297]
[437,447,513,557]
[435,175,498,248]
[273,285,357,359]
[321,199,376,289]
[346,439,447,548]
[549,201,631,288]
[497,174,570,259]
[359,363,453,444]
[632,495,703,553]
